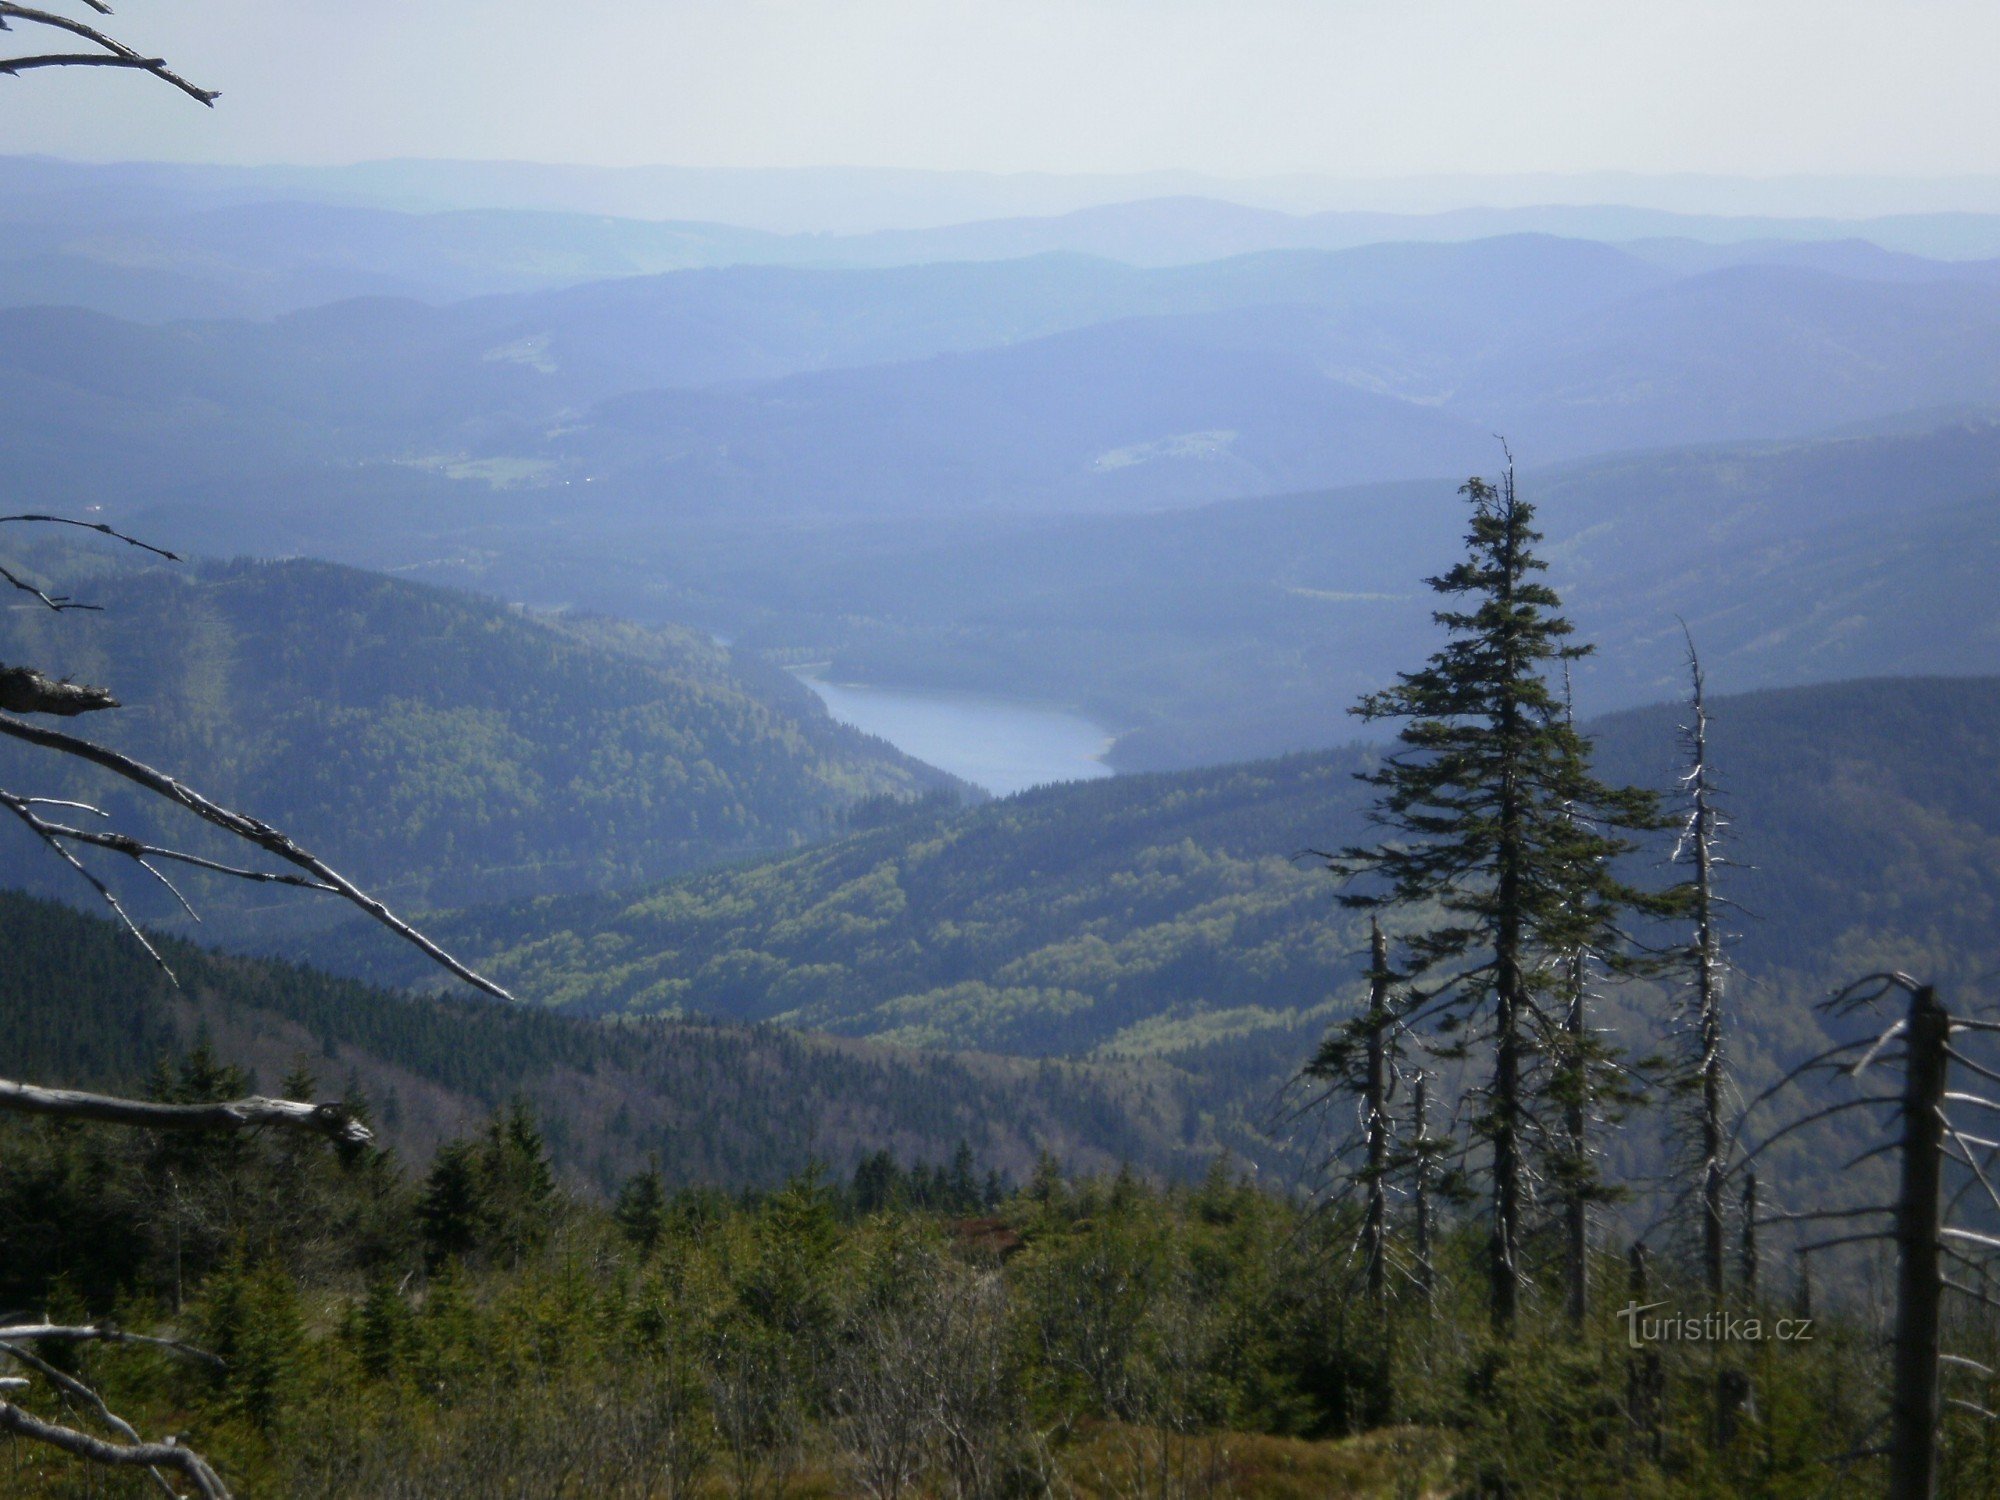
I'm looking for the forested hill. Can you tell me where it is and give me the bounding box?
[328,675,2000,1129]
[0,554,965,919]
[0,890,1222,1192]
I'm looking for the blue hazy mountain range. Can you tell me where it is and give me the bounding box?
[6,235,2000,509]
[5,209,1999,772]
[10,151,2000,322]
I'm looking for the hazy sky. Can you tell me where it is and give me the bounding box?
[4,0,1995,178]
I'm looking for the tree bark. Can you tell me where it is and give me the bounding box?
[0,664,116,716]
[1412,1073,1435,1314]
[0,1077,371,1145]
[1363,918,1391,1321]
[0,1398,230,1499]
[1889,985,1948,1500]
[1563,943,1590,1327]
[1687,652,1728,1307]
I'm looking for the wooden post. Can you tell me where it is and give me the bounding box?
[1889,984,1949,1500]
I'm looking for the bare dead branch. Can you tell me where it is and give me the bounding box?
[1940,1277,2000,1313]
[0,792,339,892]
[1736,1094,1903,1177]
[1843,1140,1902,1171]
[0,561,98,612]
[1944,1047,2000,1089]
[0,1399,229,1499]
[1729,1036,1885,1133]
[133,855,200,921]
[0,712,513,999]
[0,1077,374,1146]
[5,797,177,978]
[0,1324,222,1370]
[0,52,169,77]
[0,666,117,717]
[0,4,215,104]
[1796,1230,1896,1254]
[1755,1205,1893,1226]
[1940,1353,1998,1378]
[1852,1017,1908,1078]
[1822,971,1926,1018]
[0,514,181,561]
[1937,1112,2000,1219]
[0,1342,177,1497]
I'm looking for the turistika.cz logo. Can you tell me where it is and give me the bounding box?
[1615,1301,1816,1349]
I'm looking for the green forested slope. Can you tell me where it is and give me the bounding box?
[334,676,2000,1127]
[0,554,963,916]
[0,889,1222,1191]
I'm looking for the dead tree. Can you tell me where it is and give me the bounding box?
[1671,629,1737,1306]
[1625,1242,1665,1463]
[1362,918,1393,1318]
[1297,919,1425,1327]
[1734,972,2000,1498]
[0,19,511,1492]
[1890,987,1947,1500]
[1410,1070,1438,1314]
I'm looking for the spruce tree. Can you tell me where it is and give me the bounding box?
[614,1160,669,1256]
[1331,464,1672,1331]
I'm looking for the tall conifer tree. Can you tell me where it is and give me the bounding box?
[1331,463,1672,1331]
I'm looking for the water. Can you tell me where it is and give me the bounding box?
[795,672,1115,796]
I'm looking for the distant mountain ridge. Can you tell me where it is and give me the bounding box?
[12,155,2000,322]
[10,235,2000,521]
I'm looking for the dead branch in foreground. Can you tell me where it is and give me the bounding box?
[0,1398,231,1499]
[0,711,514,999]
[0,1077,374,1145]
[0,2,216,104]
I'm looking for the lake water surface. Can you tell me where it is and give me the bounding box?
[795,673,1115,797]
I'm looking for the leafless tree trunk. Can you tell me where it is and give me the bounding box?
[1411,1072,1436,1316]
[1561,939,1591,1328]
[1625,1243,1664,1464]
[1890,984,1949,1500]
[1739,1171,1759,1300]
[1362,918,1391,1322]
[1676,632,1732,1305]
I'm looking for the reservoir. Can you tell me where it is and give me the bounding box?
[794,673,1115,797]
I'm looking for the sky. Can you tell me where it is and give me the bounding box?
[3,0,1996,182]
